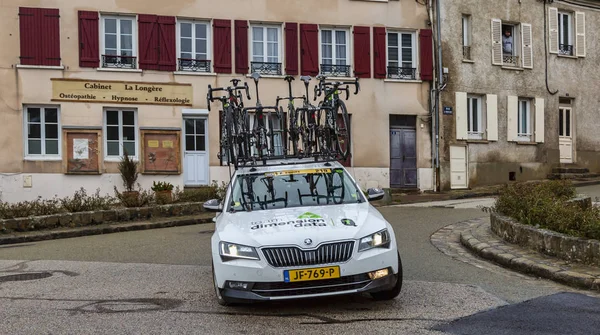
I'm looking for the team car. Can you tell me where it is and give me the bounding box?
[204,159,403,306]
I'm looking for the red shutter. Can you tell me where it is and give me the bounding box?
[138,14,159,70]
[78,11,99,68]
[419,29,433,81]
[285,22,298,75]
[234,20,248,74]
[41,8,60,66]
[300,24,319,76]
[213,19,232,74]
[373,27,387,79]
[157,16,176,71]
[19,7,60,66]
[353,26,370,78]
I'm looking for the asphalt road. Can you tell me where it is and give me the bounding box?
[2,197,600,334]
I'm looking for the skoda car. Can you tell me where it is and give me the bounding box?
[205,160,402,306]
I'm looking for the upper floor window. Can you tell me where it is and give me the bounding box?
[491,19,532,69]
[101,16,136,69]
[178,20,211,72]
[462,14,472,60]
[24,106,60,158]
[558,12,573,56]
[387,31,417,80]
[251,25,282,75]
[320,28,350,77]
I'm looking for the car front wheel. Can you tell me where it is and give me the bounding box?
[212,263,234,306]
[370,252,403,301]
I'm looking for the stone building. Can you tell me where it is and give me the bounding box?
[0,0,436,202]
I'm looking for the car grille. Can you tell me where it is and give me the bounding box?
[252,274,371,297]
[262,241,354,268]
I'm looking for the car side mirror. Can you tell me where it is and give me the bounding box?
[366,188,385,201]
[203,199,222,212]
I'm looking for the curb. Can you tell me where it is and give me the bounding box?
[460,230,600,292]
[0,215,214,246]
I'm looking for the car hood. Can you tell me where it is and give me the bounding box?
[215,202,388,247]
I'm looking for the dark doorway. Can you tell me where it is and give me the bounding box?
[390,115,417,188]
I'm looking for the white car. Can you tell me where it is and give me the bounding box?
[205,160,402,306]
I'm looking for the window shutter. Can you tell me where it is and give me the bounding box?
[157,16,176,71]
[521,23,533,69]
[300,23,318,76]
[548,7,559,54]
[352,26,370,78]
[138,14,159,70]
[234,20,248,74]
[535,98,545,143]
[419,29,433,81]
[41,8,60,66]
[213,19,232,74]
[373,27,386,79]
[486,94,498,141]
[455,92,468,140]
[285,22,298,75]
[575,12,586,57]
[491,19,502,65]
[19,7,42,65]
[78,11,99,68]
[507,96,518,142]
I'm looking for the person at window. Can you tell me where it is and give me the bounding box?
[502,28,513,55]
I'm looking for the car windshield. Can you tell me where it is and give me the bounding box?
[227,167,365,212]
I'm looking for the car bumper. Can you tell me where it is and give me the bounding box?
[213,246,399,301]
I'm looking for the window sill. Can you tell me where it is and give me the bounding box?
[24,156,62,161]
[501,66,524,71]
[514,141,538,145]
[320,76,357,81]
[462,59,475,63]
[245,74,286,79]
[466,139,489,144]
[557,54,578,59]
[104,156,140,162]
[384,79,423,83]
[174,71,217,77]
[16,64,65,70]
[96,67,143,73]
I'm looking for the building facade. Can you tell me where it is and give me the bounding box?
[0,0,435,202]
[435,0,600,190]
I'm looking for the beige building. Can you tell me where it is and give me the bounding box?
[0,0,435,202]
[435,0,600,190]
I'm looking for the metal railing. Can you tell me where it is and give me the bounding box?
[102,55,136,69]
[320,64,351,77]
[387,67,417,80]
[503,55,520,67]
[250,62,282,75]
[463,46,472,60]
[559,44,574,56]
[178,58,211,72]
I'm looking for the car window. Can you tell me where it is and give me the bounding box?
[227,167,364,212]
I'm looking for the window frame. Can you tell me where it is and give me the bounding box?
[176,19,212,68]
[23,105,62,160]
[100,14,138,67]
[386,30,417,69]
[249,23,282,65]
[462,14,472,60]
[247,113,284,157]
[501,22,521,67]
[103,108,138,160]
[517,98,533,141]
[318,26,352,76]
[558,11,573,54]
[467,95,484,140]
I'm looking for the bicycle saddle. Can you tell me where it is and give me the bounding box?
[300,76,311,83]
[284,75,295,82]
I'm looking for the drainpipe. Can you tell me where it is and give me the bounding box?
[428,0,437,193]
[435,0,444,192]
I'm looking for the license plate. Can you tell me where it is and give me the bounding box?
[283,266,340,283]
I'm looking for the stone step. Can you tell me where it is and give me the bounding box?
[547,172,600,180]
[552,166,590,174]
[389,187,421,195]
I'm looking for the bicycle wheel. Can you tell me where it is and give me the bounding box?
[225,108,237,168]
[334,100,351,161]
[289,107,300,157]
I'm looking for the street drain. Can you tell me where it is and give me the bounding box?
[0,272,53,282]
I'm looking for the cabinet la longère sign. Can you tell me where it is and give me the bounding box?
[51,78,193,106]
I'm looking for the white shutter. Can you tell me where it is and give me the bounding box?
[535,98,545,143]
[491,19,502,65]
[486,94,498,141]
[455,92,468,140]
[521,23,533,69]
[575,12,586,57]
[507,96,518,142]
[548,7,559,54]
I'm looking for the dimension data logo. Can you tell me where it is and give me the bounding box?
[250,213,326,230]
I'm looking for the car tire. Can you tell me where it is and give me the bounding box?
[212,263,234,306]
[370,252,403,301]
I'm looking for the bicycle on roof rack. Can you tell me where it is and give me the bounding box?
[275,75,306,158]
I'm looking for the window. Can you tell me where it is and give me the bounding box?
[104,109,137,158]
[462,15,472,60]
[467,95,484,139]
[248,114,284,157]
[24,106,60,158]
[101,16,136,69]
[387,31,417,80]
[492,19,532,69]
[501,24,519,66]
[251,25,282,75]
[558,12,573,56]
[178,20,211,72]
[320,28,350,77]
[518,99,532,141]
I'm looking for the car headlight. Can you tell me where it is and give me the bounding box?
[219,241,260,260]
[358,229,391,252]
